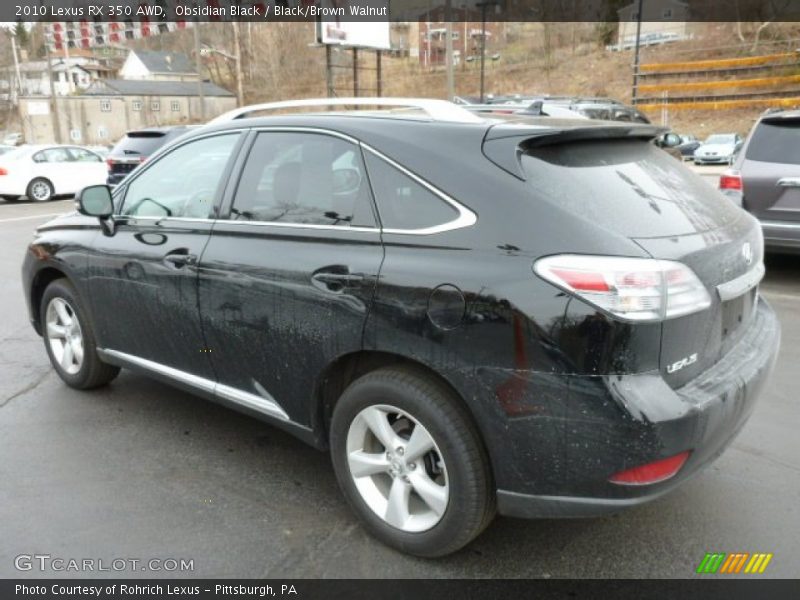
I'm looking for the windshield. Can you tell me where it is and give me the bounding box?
[520,138,741,238]
[705,134,735,144]
[745,119,800,164]
[111,132,168,157]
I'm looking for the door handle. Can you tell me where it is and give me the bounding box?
[777,177,800,188]
[163,250,198,268]
[311,267,365,292]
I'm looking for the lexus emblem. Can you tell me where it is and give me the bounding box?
[742,242,753,265]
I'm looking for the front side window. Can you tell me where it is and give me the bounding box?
[229,132,375,227]
[363,152,458,231]
[68,147,102,162]
[121,133,239,219]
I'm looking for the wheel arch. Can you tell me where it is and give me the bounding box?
[29,266,68,335]
[312,350,489,457]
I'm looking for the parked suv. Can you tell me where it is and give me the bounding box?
[106,126,194,186]
[22,98,779,557]
[720,109,800,253]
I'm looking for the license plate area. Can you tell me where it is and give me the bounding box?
[721,286,757,348]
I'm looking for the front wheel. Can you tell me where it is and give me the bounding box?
[27,177,54,202]
[330,367,495,557]
[41,278,120,389]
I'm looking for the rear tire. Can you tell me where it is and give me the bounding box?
[41,278,120,389]
[330,366,495,557]
[27,178,54,202]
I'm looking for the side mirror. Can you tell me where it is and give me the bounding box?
[76,184,113,218]
[661,133,682,148]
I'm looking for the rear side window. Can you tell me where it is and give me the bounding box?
[364,152,458,231]
[229,132,375,227]
[745,120,800,164]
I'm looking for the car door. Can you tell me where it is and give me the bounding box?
[32,147,72,192]
[197,129,383,424]
[66,146,108,192]
[85,131,245,379]
[741,116,800,224]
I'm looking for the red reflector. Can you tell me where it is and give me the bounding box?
[550,268,610,292]
[0,167,7,176]
[719,174,742,191]
[609,451,691,485]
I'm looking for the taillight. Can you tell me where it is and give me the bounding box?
[719,170,742,191]
[0,167,7,176]
[105,158,113,171]
[609,451,691,485]
[534,255,711,322]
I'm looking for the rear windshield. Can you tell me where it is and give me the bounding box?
[111,132,169,157]
[745,120,800,164]
[520,139,741,237]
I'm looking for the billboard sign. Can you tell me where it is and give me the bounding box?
[318,21,390,50]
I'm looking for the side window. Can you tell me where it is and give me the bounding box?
[34,148,71,163]
[363,152,458,231]
[229,132,375,227]
[68,147,101,162]
[121,133,239,219]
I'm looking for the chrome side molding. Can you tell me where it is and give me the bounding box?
[99,349,290,422]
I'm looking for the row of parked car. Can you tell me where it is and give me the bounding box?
[0,126,194,202]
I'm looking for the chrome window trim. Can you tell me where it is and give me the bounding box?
[361,144,478,235]
[117,125,478,236]
[99,349,290,422]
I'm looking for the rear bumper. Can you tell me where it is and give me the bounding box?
[495,298,780,518]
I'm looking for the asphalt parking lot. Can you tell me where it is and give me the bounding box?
[0,188,797,579]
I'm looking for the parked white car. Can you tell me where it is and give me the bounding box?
[0,145,107,202]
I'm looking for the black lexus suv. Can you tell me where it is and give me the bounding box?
[22,99,780,557]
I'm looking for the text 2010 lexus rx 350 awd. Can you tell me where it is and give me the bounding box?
[22,99,780,557]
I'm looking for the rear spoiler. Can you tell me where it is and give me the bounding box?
[483,124,667,180]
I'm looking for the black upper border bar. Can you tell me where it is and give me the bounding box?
[8,0,800,23]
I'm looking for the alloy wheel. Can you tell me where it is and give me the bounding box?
[346,404,449,532]
[45,297,84,375]
[30,181,52,201]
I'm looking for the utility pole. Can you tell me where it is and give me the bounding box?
[477,1,493,102]
[10,34,22,105]
[631,0,644,103]
[44,41,62,143]
[232,21,244,107]
[193,22,205,120]
[445,0,454,100]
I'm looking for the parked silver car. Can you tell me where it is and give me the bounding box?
[694,133,742,165]
[720,110,800,253]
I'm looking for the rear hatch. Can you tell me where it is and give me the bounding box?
[486,123,762,386]
[107,130,171,178]
[740,113,800,223]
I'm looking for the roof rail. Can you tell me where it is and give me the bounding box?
[207,97,484,125]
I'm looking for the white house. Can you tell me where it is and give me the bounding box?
[119,50,199,82]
